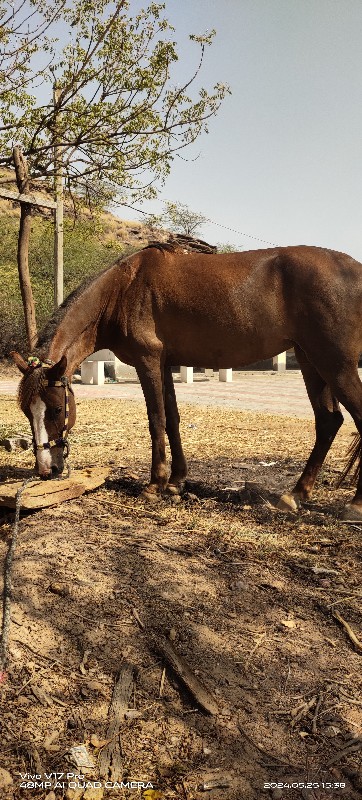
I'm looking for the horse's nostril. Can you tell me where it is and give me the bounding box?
[51,465,59,476]
[40,473,51,481]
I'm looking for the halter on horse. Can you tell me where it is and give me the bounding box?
[14,354,74,479]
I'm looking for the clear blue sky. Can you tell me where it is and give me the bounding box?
[121,0,362,259]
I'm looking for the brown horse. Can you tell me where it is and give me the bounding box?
[11,242,362,519]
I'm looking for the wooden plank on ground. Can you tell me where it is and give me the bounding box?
[0,468,109,509]
[99,661,136,781]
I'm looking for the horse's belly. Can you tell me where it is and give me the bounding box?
[165,326,291,369]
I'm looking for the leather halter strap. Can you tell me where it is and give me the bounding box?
[33,376,70,453]
[27,358,71,454]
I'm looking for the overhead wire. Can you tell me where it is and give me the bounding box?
[119,199,279,248]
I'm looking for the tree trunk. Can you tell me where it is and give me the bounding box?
[13,147,38,350]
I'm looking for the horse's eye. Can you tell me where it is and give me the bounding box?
[55,407,62,415]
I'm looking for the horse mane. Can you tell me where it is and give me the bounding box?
[145,234,217,255]
[35,266,115,355]
[33,234,216,355]
[17,365,48,411]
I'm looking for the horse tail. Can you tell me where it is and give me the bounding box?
[337,432,362,487]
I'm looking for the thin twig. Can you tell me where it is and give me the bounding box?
[312,692,324,734]
[13,639,71,671]
[159,667,166,698]
[332,609,362,653]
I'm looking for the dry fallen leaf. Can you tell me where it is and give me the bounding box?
[89,733,112,749]
[43,730,60,751]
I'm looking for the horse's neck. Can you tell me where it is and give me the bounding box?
[46,270,116,374]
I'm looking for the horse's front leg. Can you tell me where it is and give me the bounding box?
[164,365,187,494]
[136,355,168,496]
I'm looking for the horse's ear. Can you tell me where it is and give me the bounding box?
[46,355,67,380]
[10,351,28,374]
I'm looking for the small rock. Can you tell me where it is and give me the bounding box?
[45,792,56,800]
[234,580,248,590]
[0,436,32,451]
[48,581,69,597]
[271,790,283,799]
[280,618,297,629]
[323,725,341,737]
[0,769,13,788]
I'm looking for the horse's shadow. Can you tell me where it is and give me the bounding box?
[105,454,348,524]
[0,465,36,481]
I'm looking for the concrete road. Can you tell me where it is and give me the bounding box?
[0,370,318,418]
[2,369,360,420]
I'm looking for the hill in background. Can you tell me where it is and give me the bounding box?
[0,169,167,357]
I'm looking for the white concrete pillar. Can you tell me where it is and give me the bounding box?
[180,366,194,383]
[81,360,105,385]
[89,348,113,361]
[272,352,286,371]
[219,368,233,382]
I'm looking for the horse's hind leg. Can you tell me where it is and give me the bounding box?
[321,363,362,520]
[164,365,187,494]
[278,345,343,510]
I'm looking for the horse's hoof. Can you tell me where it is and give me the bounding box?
[340,503,362,522]
[165,484,180,496]
[276,493,300,513]
[141,489,161,504]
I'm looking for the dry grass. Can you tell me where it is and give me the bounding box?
[0,396,361,799]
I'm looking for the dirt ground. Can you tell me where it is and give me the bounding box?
[0,390,361,800]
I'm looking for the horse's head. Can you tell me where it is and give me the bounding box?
[11,352,76,479]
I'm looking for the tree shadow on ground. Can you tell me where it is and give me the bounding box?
[1,463,361,799]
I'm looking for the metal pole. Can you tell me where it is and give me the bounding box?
[53,83,64,307]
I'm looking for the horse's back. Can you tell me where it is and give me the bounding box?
[118,244,362,368]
